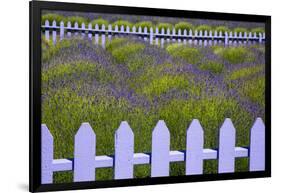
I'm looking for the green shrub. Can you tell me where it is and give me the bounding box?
[90,18,109,28]
[175,22,194,32]
[251,27,265,34]
[157,23,173,33]
[111,43,145,63]
[233,27,248,34]
[214,46,254,64]
[166,44,201,64]
[215,26,230,33]
[112,20,133,28]
[229,66,263,80]
[42,39,72,63]
[199,61,224,74]
[105,38,127,52]
[42,13,66,24]
[135,21,154,32]
[196,25,212,34]
[66,16,88,27]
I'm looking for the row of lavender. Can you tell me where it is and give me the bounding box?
[42,20,265,47]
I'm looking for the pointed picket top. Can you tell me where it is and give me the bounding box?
[151,120,170,177]
[189,29,193,36]
[126,25,130,33]
[120,25,124,32]
[172,28,176,35]
[132,26,136,32]
[138,26,142,33]
[74,123,96,182]
[250,118,265,171]
[155,27,159,34]
[249,32,252,38]
[239,32,242,38]
[102,24,106,31]
[45,20,49,26]
[52,21,57,44]
[199,30,203,37]
[219,31,222,37]
[52,20,56,27]
[194,30,198,36]
[74,22,78,28]
[67,21,71,28]
[178,29,182,36]
[183,29,187,36]
[161,28,165,34]
[167,28,170,35]
[209,30,212,36]
[60,21,64,27]
[253,32,257,38]
[88,23,92,28]
[41,124,53,184]
[229,31,233,37]
[186,119,204,175]
[59,21,64,40]
[94,24,99,30]
[81,22,85,28]
[150,27,154,33]
[114,121,134,179]
[218,118,236,173]
[263,32,265,39]
[144,27,148,33]
[204,30,208,36]
[114,25,118,32]
[108,24,112,31]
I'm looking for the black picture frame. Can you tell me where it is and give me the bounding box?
[30,1,271,192]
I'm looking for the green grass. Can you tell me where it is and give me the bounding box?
[66,16,88,27]
[214,46,254,64]
[229,66,263,80]
[112,20,133,28]
[233,27,248,34]
[215,26,230,33]
[42,13,66,24]
[157,23,173,33]
[175,22,194,32]
[196,25,212,34]
[135,21,154,32]
[166,44,201,64]
[199,61,224,74]
[251,27,265,34]
[90,18,109,28]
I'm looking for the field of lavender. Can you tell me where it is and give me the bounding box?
[42,31,265,183]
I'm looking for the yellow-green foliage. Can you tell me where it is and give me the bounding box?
[229,66,263,80]
[199,61,224,74]
[135,21,154,32]
[233,27,248,34]
[196,25,212,34]
[42,39,72,63]
[214,46,254,64]
[66,16,88,27]
[90,18,109,28]
[112,20,133,28]
[251,27,265,34]
[157,23,173,33]
[111,43,145,63]
[105,38,127,52]
[215,26,230,33]
[42,13,66,24]
[166,44,201,64]
[175,22,194,32]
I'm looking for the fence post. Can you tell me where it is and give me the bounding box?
[52,21,57,44]
[95,24,99,45]
[114,121,134,179]
[151,120,170,177]
[101,24,106,49]
[41,124,53,184]
[218,118,236,173]
[60,21,64,41]
[150,27,154,45]
[44,20,50,41]
[250,118,265,171]
[74,123,96,182]
[67,21,71,38]
[186,119,204,175]
[88,23,92,40]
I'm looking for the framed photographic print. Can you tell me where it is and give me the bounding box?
[29,1,271,192]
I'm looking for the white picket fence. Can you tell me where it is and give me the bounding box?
[41,118,265,184]
[42,20,265,48]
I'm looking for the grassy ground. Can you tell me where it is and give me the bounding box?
[42,36,265,183]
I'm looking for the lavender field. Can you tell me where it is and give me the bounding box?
[41,13,265,183]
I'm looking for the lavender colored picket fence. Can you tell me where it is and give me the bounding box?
[41,118,265,184]
[42,20,265,48]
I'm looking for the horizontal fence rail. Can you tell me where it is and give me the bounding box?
[41,20,266,48]
[41,118,265,184]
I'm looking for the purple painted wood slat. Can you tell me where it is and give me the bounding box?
[74,123,96,182]
[151,120,170,177]
[218,118,236,173]
[186,119,204,175]
[44,20,50,41]
[41,124,53,184]
[250,118,265,171]
[114,121,134,179]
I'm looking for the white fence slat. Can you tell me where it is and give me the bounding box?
[150,27,154,45]
[259,33,262,43]
[52,21,57,44]
[67,21,71,38]
[151,120,170,177]
[81,23,85,39]
[189,29,193,45]
[204,30,208,47]
[238,32,242,44]
[88,23,92,40]
[218,118,236,173]
[214,31,218,45]
[218,31,223,45]
[41,124,53,184]
[172,28,176,42]
[183,29,187,44]
[233,32,237,45]
[166,28,171,43]
[114,121,134,179]
[248,32,252,45]
[161,28,165,48]
[155,27,159,46]
[250,118,265,171]
[60,21,64,41]
[244,32,248,44]
[74,22,79,36]
[120,25,125,37]
[186,119,204,175]
[208,31,212,46]
[138,26,142,39]
[74,123,96,182]
[108,24,112,41]
[101,24,106,48]
[114,25,118,37]
[95,24,99,44]
[178,29,182,43]
[44,20,50,41]
[144,27,148,41]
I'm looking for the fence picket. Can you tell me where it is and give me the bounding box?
[52,21,57,44]
[178,29,182,44]
[150,27,154,45]
[88,23,92,40]
[74,123,96,182]
[60,21,64,41]
[161,28,165,48]
[183,29,187,45]
[67,21,71,38]
[44,20,50,41]
[186,119,204,175]
[114,121,134,179]
[81,23,85,39]
[95,24,99,44]
[167,28,171,43]
[74,22,79,36]
[151,120,170,177]
[218,118,236,173]
[250,118,265,171]
[101,24,106,48]
[144,27,148,41]
[108,24,112,41]
[189,29,193,45]
[41,124,53,184]
[155,27,159,46]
